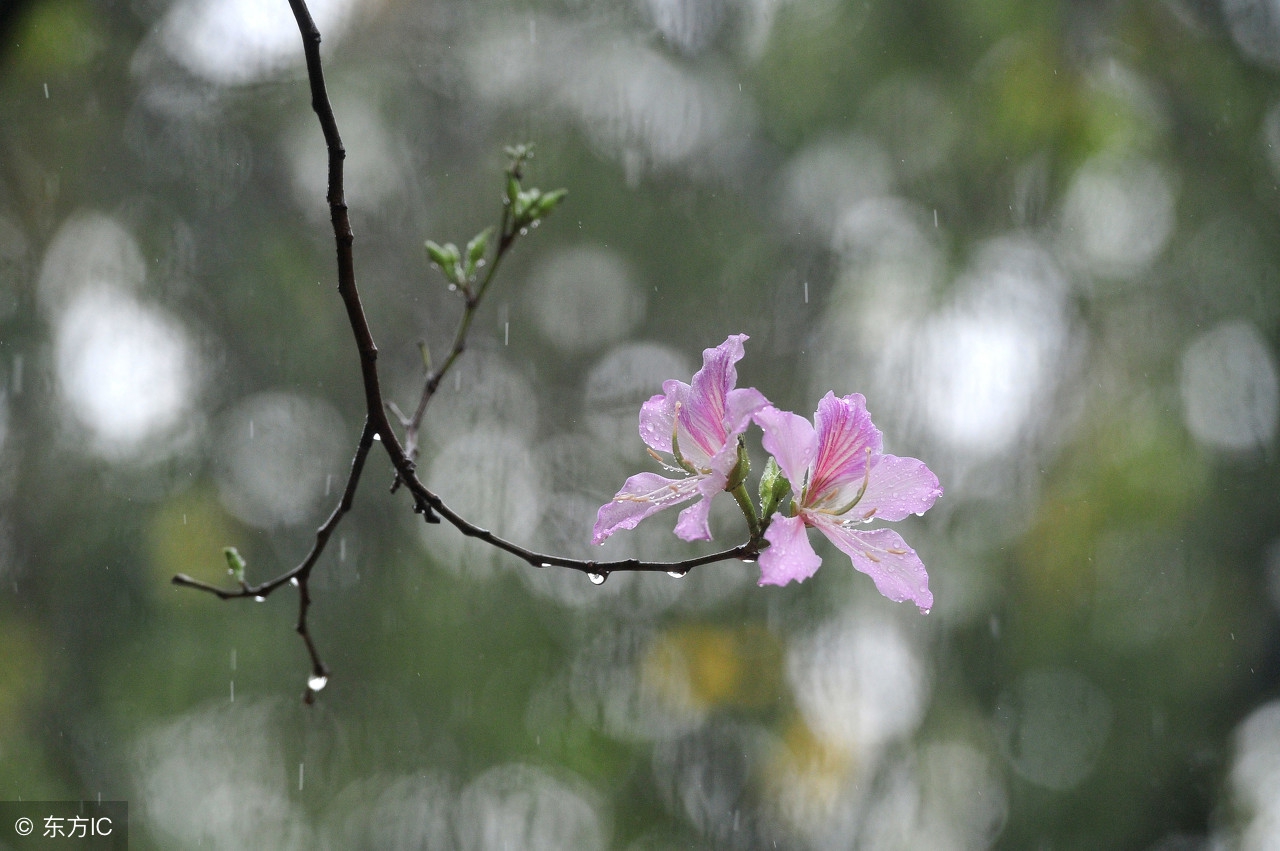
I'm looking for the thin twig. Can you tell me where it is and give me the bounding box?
[173,0,765,695]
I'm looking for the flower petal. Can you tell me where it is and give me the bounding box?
[592,472,702,544]
[850,454,943,522]
[810,392,883,499]
[673,497,714,542]
[726,386,770,434]
[673,470,731,541]
[759,514,823,586]
[755,405,818,493]
[638,381,688,455]
[812,521,933,612]
[679,334,749,459]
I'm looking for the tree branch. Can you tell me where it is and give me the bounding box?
[173,0,762,696]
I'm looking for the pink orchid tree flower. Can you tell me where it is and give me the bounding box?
[593,334,769,545]
[754,392,942,612]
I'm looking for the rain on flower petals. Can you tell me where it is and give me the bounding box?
[753,392,942,612]
[592,334,769,544]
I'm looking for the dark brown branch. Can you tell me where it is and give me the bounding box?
[173,0,763,695]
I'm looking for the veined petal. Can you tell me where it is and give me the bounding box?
[849,454,943,522]
[810,392,882,499]
[638,381,688,455]
[673,496,714,541]
[592,472,703,544]
[812,520,933,612]
[755,405,818,493]
[759,514,822,586]
[680,334,750,459]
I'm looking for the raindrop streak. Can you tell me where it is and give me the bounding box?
[308,674,327,692]
[325,473,332,496]
[803,282,808,304]
[182,514,187,525]
[43,83,48,98]
[934,208,939,228]
[248,419,254,439]
[504,321,509,346]
[298,762,305,792]
[230,680,234,702]
[587,572,606,585]
[230,649,236,671]
[339,537,346,561]
[11,354,22,395]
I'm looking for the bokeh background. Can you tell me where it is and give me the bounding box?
[2,0,1280,847]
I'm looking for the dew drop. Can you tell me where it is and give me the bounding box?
[307,674,328,692]
[666,570,687,579]
[587,572,606,585]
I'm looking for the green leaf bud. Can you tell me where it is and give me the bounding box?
[223,546,247,584]
[465,227,492,273]
[532,188,568,218]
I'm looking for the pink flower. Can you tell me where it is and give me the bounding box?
[754,393,942,612]
[593,334,769,544]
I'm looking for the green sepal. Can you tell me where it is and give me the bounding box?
[223,547,247,584]
[758,456,791,522]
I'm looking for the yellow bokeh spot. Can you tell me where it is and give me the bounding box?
[641,624,782,712]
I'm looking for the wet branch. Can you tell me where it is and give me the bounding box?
[172,0,763,696]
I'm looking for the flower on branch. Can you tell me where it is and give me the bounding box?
[593,334,769,544]
[754,393,942,612]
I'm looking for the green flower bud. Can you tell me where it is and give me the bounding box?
[758,456,791,522]
[725,436,751,492]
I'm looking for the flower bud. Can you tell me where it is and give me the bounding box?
[758,456,791,522]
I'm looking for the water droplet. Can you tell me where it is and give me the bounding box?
[741,558,756,564]
[530,219,540,229]
[920,607,931,616]
[289,577,299,587]
[448,283,458,292]
[253,595,266,603]
[587,572,606,585]
[666,570,687,579]
[519,227,529,236]
[539,562,552,569]
[307,674,328,692]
